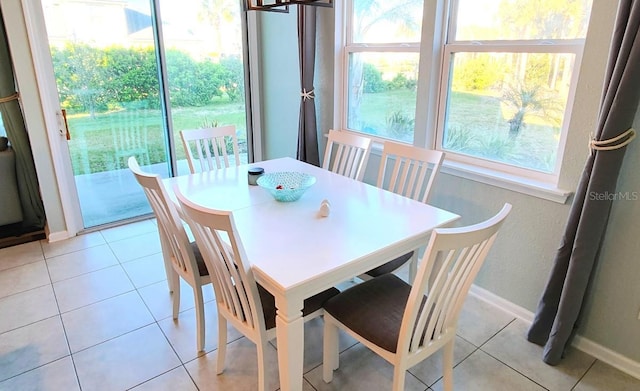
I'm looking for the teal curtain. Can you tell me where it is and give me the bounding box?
[0,12,46,230]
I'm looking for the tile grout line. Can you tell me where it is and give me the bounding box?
[569,359,598,391]
[43,248,83,391]
[476,318,553,390]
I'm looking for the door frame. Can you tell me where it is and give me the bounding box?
[6,0,83,240]
[16,0,264,238]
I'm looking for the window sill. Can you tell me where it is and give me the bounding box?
[367,139,571,204]
[440,159,572,204]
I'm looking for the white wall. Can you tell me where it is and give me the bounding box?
[257,10,301,160]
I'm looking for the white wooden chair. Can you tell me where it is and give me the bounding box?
[112,110,150,169]
[363,142,445,281]
[322,129,372,181]
[323,204,512,391]
[175,189,339,391]
[128,156,211,352]
[180,125,240,174]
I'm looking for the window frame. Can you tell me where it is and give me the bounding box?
[436,0,587,183]
[334,0,588,202]
[436,40,585,183]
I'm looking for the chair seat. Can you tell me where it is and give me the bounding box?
[258,285,340,330]
[365,251,414,278]
[190,241,209,277]
[324,274,411,353]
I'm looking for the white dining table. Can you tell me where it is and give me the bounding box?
[165,157,460,391]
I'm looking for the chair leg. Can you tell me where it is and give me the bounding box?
[442,339,455,391]
[256,341,268,391]
[216,315,227,374]
[193,286,206,352]
[392,366,406,391]
[165,267,175,293]
[322,317,339,382]
[172,277,181,320]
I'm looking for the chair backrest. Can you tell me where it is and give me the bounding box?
[398,203,512,356]
[175,188,267,335]
[128,156,201,284]
[322,129,372,181]
[180,125,241,174]
[112,109,149,168]
[377,141,444,204]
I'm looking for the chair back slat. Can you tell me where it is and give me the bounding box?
[111,110,150,169]
[431,245,481,338]
[181,125,240,174]
[176,190,266,333]
[399,204,512,355]
[377,141,444,203]
[128,157,200,283]
[322,129,372,181]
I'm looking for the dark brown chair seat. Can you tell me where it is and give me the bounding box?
[324,273,410,353]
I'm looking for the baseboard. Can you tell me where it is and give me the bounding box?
[468,284,640,380]
[469,284,534,323]
[46,230,72,242]
[572,336,640,380]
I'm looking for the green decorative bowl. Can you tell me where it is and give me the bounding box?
[257,172,316,202]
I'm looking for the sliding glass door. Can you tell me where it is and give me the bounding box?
[41,0,249,228]
[157,0,250,176]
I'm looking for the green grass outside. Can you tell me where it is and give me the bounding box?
[67,96,247,175]
[359,89,560,172]
[68,89,560,175]
[356,89,418,130]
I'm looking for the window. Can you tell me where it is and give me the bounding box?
[337,0,593,186]
[341,0,424,143]
[438,0,592,180]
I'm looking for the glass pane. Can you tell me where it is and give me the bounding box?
[352,0,423,43]
[442,52,574,173]
[158,0,249,176]
[347,52,419,142]
[454,0,592,41]
[43,0,166,227]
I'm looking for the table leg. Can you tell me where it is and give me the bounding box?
[275,297,305,391]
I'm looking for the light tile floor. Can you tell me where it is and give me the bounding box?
[1,219,640,390]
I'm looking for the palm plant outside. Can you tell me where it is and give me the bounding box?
[501,82,563,139]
